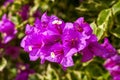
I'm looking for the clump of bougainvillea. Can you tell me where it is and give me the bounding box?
[102,38,120,80]
[20,12,119,79]
[0,14,17,44]
[21,12,114,68]
[104,55,120,80]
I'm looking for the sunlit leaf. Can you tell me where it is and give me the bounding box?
[0,57,7,71]
[112,1,120,16]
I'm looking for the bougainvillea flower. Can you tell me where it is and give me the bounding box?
[63,22,90,57]
[111,65,120,80]
[21,24,43,61]
[19,4,30,20]
[0,14,17,43]
[22,12,115,68]
[72,17,98,62]
[15,64,34,80]
[80,34,98,62]
[81,37,118,62]
[48,15,65,34]
[25,24,41,35]
[35,12,65,35]
[41,43,62,62]
[34,12,50,31]
[39,32,63,64]
[104,55,120,80]
[113,76,120,80]
[21,33,43,61]
[94,38,117,59]
[104,55,120,70]
[5,46,20,59]
[81,41,109,62]
[41,43,74,67]
[33,9,42,19]
[101,38,117,59]
[74,17,92,35]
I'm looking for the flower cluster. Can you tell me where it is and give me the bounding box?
[21,12,94,68]
[0,14,17,44]
[21,13,118,74]
[20,13,105,68]
[1,0,119,79]
[102,38,120,80]
[81,38,117,62]
[104,55,120,80]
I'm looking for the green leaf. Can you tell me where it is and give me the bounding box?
[96,27,105,40]
[11,16,19,25]
[29,74,40,80]
[0,57,7,71]
[97,9,113,30]
[45,64,59,80]
[112,1,120,16]
[90,22,105,40]
[96,9,113,40]
[110,26,120,38]
[85,64,103,79]
[97,9,110,26]
[90,22,98,35]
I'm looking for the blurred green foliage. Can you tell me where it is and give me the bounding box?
[0,0,120,80]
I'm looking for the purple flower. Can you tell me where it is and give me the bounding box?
[101,38,117,58]
[81,37,117,62]
[80,35,98,62]
[48,15,65,34]
[15,64,34,80]
[103,39,118,80]
[34,13,50,32]
[0,14,17,44]
[74,17,92,35]
[42,43,74,67]
[63,22,90,57]
[35,12,65,34]
[104,55,120,80]
[21,25,43,61]
[21,12,103,68]
[104,55,120,69]
[5,46,20,59]
[19,5,30,21]
[33,9,42,19]
[21,13,75,68]
[72,17,99,62]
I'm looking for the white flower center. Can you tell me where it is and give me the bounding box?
[3,33,7,37]
[28,46,32,51]
[50,52,55,58]
[52,20,62,25]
